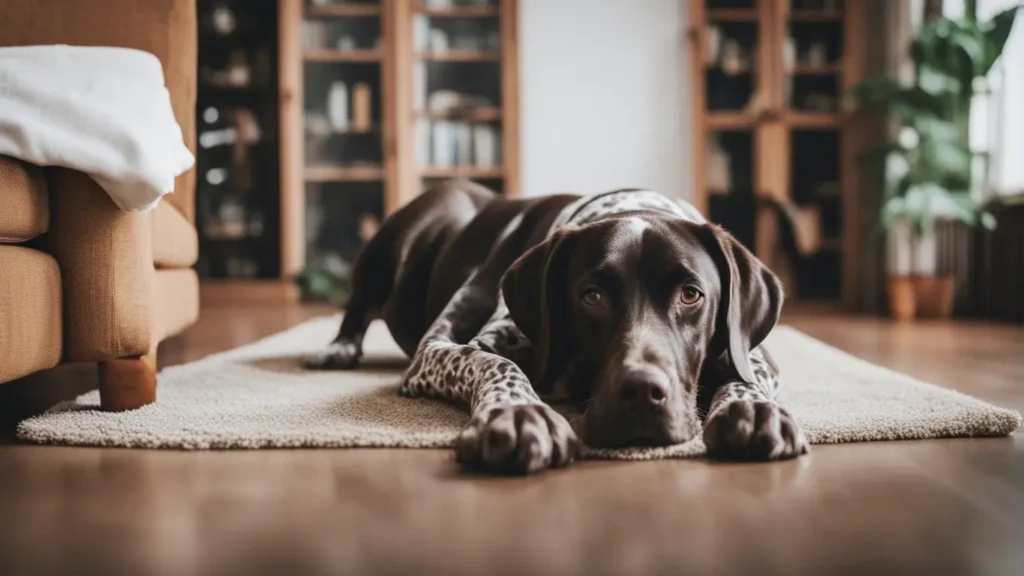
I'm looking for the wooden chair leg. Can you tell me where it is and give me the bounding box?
[98,356,156,411]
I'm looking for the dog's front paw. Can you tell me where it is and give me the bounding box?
[303,341,361,370]
[703,400,809,461]
[456,404,580,475]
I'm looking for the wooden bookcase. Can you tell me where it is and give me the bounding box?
[195,0,519,301]
[279,0,519,280]
[195,0,289,299]
[687,0,862,304]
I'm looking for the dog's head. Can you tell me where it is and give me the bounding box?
[501,213,782,448]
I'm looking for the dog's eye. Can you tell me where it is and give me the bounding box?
[582,288,603,306]
[679,286,703,306]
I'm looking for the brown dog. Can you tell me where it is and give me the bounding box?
[306,180,808,474]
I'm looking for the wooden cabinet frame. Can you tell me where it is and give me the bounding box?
[687,0,863,305]
[277,0,520,278]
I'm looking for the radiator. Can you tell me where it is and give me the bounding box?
[951,199,1024,323]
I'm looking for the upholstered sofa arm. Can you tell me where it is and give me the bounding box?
[2,0,197,223]
[48,169,154,362]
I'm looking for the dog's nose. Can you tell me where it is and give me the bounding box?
[619,368,670,411]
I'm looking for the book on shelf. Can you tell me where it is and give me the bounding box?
[423,120,501,168]
[413,62,427,111]
[471,124,496,168]
[456,123,472,167]
[351,82,373,132]
[431,120,455,167]
[327,81,349,132]
[302,20,325,51]
[413,14,429,51]
[416,117,431,165]
[322,81,374,134]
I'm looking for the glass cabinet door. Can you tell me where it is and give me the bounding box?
[703,0,763,117]
[782,0,846,300]
[702,0,762,252]
[413,0,505,193]
[195,0,281,280]
[302,1,386,274]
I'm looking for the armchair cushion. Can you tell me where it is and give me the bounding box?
[0,156,48,242]
[0,246,61,383]
[152,201,198,268]
[153,269,199,344]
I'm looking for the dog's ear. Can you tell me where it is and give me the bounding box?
[500,230,575,389]
[695,224,784,384]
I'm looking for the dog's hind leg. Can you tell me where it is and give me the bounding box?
[305,180,495,370]
[303,291,375,370]
[303,225,393,370]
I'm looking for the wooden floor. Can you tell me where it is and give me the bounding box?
[1,304,1022,576]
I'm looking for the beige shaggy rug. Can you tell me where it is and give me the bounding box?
[17,317,1022,459]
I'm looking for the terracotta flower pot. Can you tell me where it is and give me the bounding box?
[887,276,916,321]
[914,276,956,319]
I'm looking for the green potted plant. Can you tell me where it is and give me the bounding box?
[295,253,353,306]
[851,1,1019,319]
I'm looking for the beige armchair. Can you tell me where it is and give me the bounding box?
[0,0,199,410]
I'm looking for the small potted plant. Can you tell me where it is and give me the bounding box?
[295,253,353,306]
[851,1,1019,319]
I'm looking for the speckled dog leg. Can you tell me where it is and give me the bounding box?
[702,347,808,460]
[402,285,579,474]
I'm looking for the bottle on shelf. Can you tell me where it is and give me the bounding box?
[327,81,349,133]
[432,120,455,166]
[352,82,373,133]
[472,124,496,168]
[706,135,732,195]
[210,3,237,36]
[218,196,248,239]
[455,123,472,165]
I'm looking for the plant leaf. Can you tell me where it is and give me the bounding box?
[918,66,963,95]
[858,141,909,162]
[949,22,988,76]
[849,77,948,118]
[947,192,982,226]
[981,4,1021,74]
[879,196,907,232]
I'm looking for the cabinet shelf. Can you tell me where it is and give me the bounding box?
[416,5,499,17]
[304,49,382,63]
[785,111,842,128]
[706,112,756,130]
[305,4,381,17]
[790,10,844,22]
[417,50,501,62]
[706,8,759,22]
[307,125,380,135]
[421,166,504,179]
[787,63,843,75]
[418,106,502,121]
[304,165,385,182]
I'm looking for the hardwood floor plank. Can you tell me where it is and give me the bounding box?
[1,304,1021,575]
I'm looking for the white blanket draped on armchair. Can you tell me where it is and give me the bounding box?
[0,45,194,212]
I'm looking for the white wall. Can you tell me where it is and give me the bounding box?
[982,0,1024,194]
[944,0,1024,194]
[518,0,693,198]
